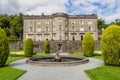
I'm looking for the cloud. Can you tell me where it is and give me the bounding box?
[0,0,120,23]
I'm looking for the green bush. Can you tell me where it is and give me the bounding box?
[7,36,19,41]
[24,38,34,57]
[0,28,10,67]
[82,32,95,57]
[101,24,120,66]
[44,39,50,54]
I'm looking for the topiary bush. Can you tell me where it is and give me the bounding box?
[101,24,120,66]
[0,28,9,67]
[24,38,34,57]
[82,32,95,57]
[44,39,50,54]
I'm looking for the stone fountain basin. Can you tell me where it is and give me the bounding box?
[26,56,89,66]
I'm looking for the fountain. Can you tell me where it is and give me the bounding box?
[26,43,89,66]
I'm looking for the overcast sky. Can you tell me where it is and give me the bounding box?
[0,0,120,23]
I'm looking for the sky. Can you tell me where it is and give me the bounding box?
[0,0,120,23]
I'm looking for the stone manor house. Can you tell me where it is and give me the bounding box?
[23,13,98,41]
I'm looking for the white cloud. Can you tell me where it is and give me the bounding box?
[0,0,120,23]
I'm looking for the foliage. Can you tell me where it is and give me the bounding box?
[7,36,19,41]
[85,66,120,80]
[24,38,34,57]
[0,28,10,67]
[0,13,23,38]
[44,39,50,54]
[101,24,120,66]
[0,56,26,80]
[82,32,95,57]
[97,18,107,29]
[0,67,26,80]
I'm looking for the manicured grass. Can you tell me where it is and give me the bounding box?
[69,52,103,60]
[69,52,83,57]
[85,66,120,80]
[0,56,26,80]
[6,56,25,65]
[0,66,26,80]
[34,53,51,57]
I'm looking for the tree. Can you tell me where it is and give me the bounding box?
[0,28,9,67]
[24,38,34,57]
[101,24,120,66]
[44,39,50,54]
[82,32,95,57]
[97,18,107,29]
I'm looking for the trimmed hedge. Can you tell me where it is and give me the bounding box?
[44,39,50,54]
[24,38,34,57]
[0,28,10,67]
[82,32,95,57]
[101,24,120,66]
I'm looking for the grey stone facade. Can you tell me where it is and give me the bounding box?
[23,13,98,41]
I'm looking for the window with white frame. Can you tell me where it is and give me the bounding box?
[80,26,84,31]
[88,20,92,24]
[72,26,76,31]
[45,35,49,40]
[29,27,32,32]
[80,20,84,24]
[72,21,75,24]
[36,35,41,41]
[59,25,62,31]
[59,35,62,40]
[36,21,41,25]
[45,21,49,25]
[46,26,49,32]
[58,19,63,24]
[88,26,92,31]
[37,26,41,32]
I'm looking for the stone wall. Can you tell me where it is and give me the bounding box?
[9,40,100,53]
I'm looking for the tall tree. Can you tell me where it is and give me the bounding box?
[97,18,107,30]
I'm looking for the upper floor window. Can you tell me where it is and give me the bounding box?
[59,25,62,31]
[45,35,49,40]
[29,21,33,25]
[80,20,84,24]
[80,26,84,31]
[46,26,49,32]
[72,26,76,31]
[88,26,92,31]
[36,21,41,25]
[29,27,32,32]
[59,35,62,40]
[58,19,63,24]
[37,27,41,32]
[65,26,67,31]
[88,20,92,24]
[45,21,49,25]
[72,21,75,24]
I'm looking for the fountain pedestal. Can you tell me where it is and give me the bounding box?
[54,52,61,62]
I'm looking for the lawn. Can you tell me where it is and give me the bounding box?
[70,52,120,80]
[0,66,25,80]
[0,51,51,80]
[0,56,26,80]
[85,66,120,80]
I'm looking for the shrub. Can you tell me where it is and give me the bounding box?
[101,24,120,66]
[82,32,95,57]
[0,28,10,67]
[44,39,50,54]
[7,36,19,41]
[24,38,34,57]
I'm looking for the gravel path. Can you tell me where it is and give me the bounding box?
[10,57,104,80]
